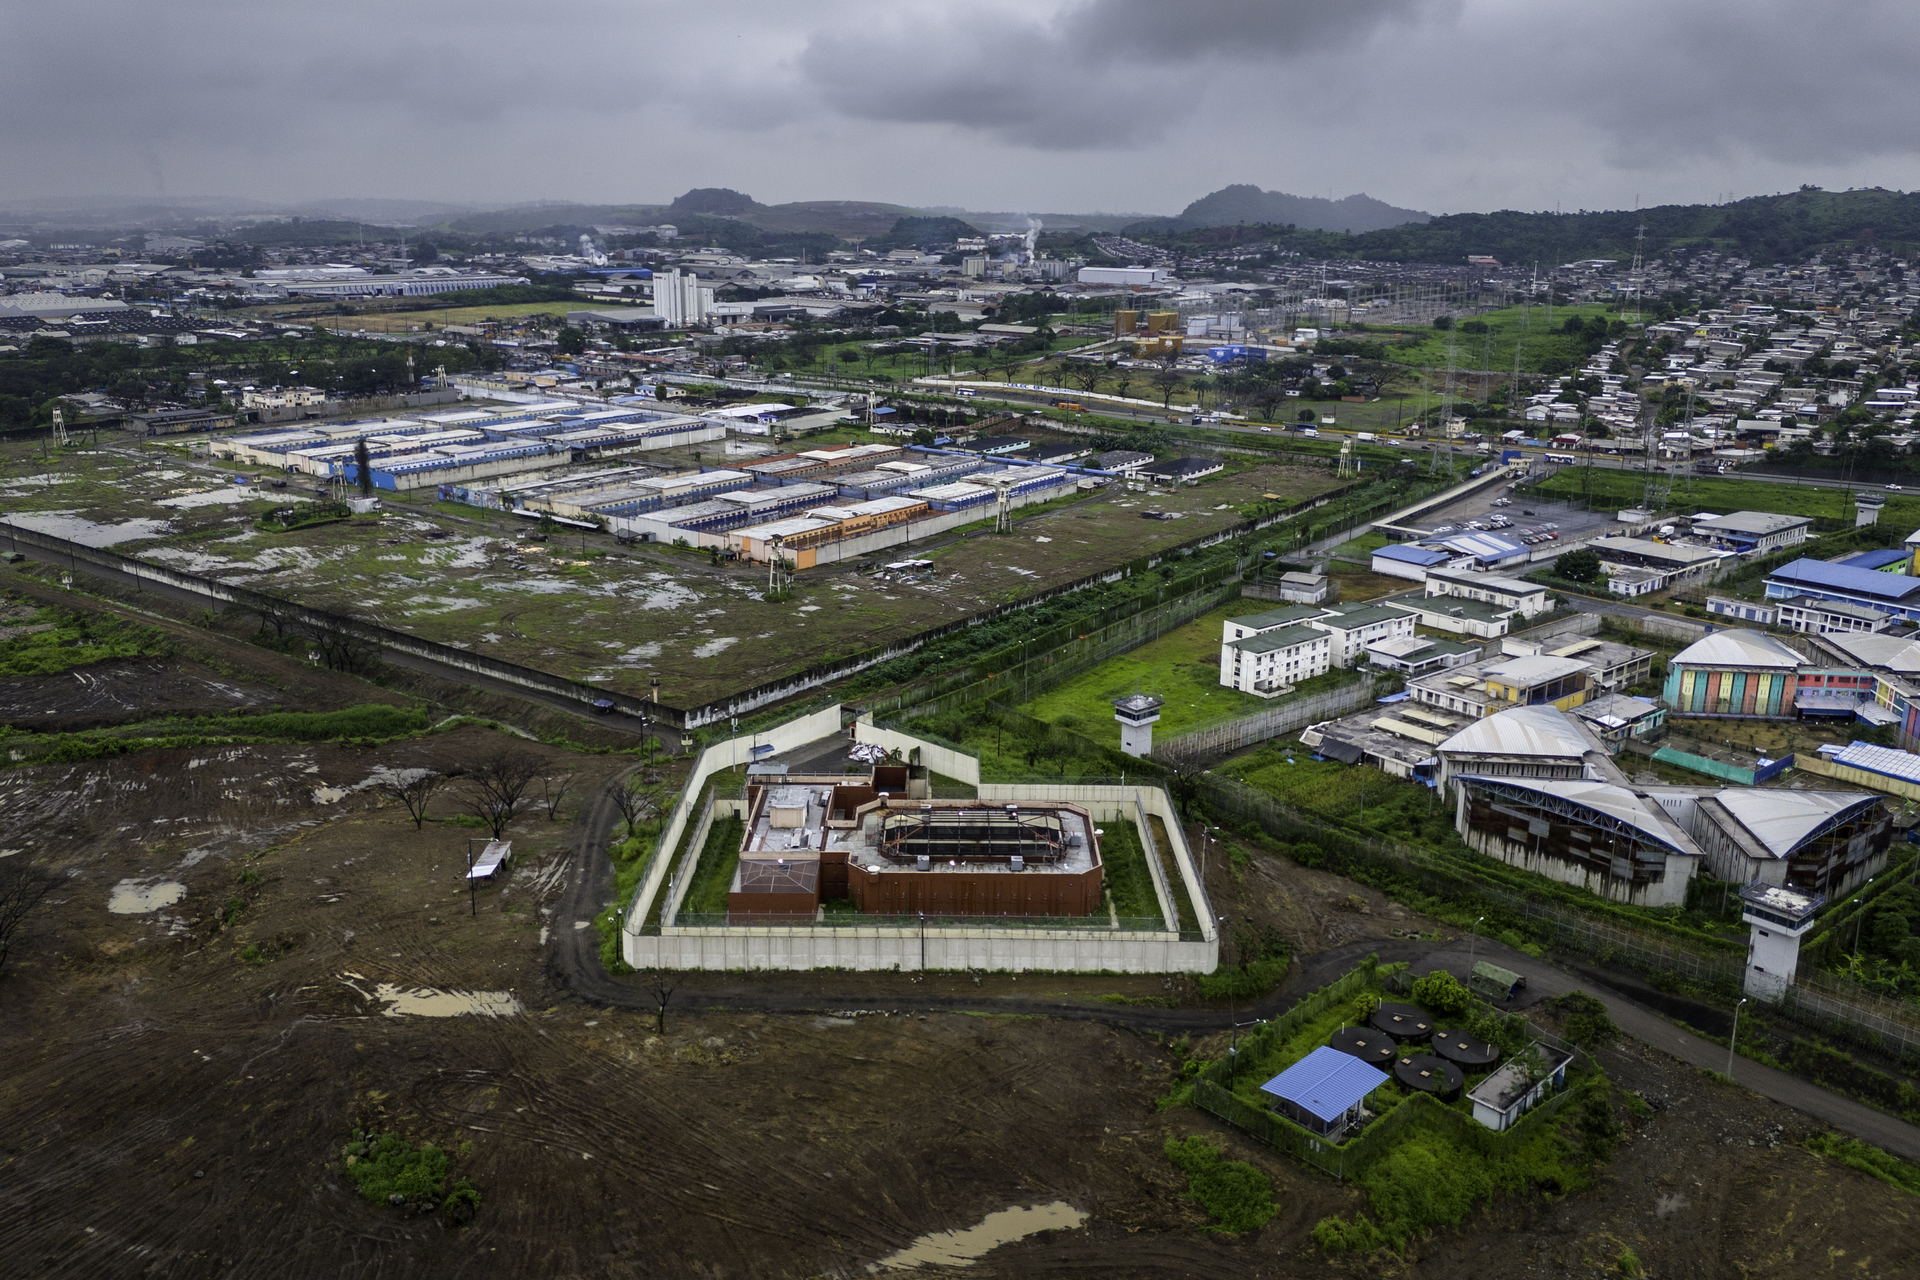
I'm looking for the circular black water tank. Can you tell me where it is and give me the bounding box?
[1392,1053,1463,1101]
[1369,1002,1434,1042]
[1328,1025,1397,1066]
[1429,1027,1501,1069]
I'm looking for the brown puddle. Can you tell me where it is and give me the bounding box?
[869,1202,1087,1272]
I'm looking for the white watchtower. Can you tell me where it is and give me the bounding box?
[1739,882,1824,1002]
[1112,692,1165,758]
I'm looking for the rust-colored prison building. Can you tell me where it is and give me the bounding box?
[726,765,1104,921]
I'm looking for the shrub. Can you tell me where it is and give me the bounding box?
[442,1180,482,1224]
[345,1132,449,1208]
[1313,1214,1388,1251]
[1163,1136,1276,1233]
[1411,969,1470,1017]
[1552,990,1619,1051]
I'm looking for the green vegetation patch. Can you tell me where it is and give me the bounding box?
[1224,745,1461,847]
[1094,816,1159,922]
[1804,1132,1920,1197]
[682,812,746,916]
[1163,1135,1276,1233]
[0,606,172,676]
[344,1131,451,1208]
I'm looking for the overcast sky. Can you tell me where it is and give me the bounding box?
[8,0,1920,217]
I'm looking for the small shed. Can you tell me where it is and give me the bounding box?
[1467,1042,1574,1132]
[1259,1045,1389,1141]
[1470,960,1526,1003]
[466,840,511,881]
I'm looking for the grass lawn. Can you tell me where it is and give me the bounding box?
[1330,531,1393,560]
[1531,465,1920,526]
[1096,819,1162,923]
[1022,603,1277,739]
[1377,303,1618,376]
[316,302,585,330]
[681,813,746,917]
[1224,744,1461,847]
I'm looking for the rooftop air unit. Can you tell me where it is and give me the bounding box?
[1010,855,1025,872]
[916,854,931,872]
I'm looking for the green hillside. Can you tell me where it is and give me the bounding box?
[1130,187,1920,265]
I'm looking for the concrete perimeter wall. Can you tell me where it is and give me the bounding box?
[853,718,981,784]
[623,719,1219,973]
[621,703,845,953]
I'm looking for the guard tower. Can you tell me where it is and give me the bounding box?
[1856,491,1884,528]
[1738,882,1825,1001]
[1112,692,1164,758]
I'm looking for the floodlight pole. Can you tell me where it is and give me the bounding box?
[1468,915,1485,974]
[919,911,927,972]
[1726,997,1748,1080]
[1851,883,1874,957]
[466,836,479,917]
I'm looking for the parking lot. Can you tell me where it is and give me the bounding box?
[1405,483,1624,547]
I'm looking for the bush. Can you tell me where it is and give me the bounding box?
[1552,990,1619,1051]
[1312,1214,1388,1251]
[1411,969,1470,1017]
[442,1180,482,1225]
[1163,1136,1276,1232]
[345,1132,449,1208]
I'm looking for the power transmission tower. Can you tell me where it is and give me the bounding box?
[1628,201,1647,324]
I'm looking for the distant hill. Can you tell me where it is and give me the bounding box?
[1138,185,1432,234]
[1134,187,1920,266]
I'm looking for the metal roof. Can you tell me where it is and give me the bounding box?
[1819,741,1920,785]
[1259,1045,1388,1122]
[1430,531,1529,561]
[1227,625,1327,654]
[1765,558,1920,602]
[1227,604,1324,631]
[1438,705,1592,759]
[1373,543,1451,565]
[1691,510,1812,536]
[1836,548,1911,571]
[1671,629,1806,670]
[1709,788,1881,858]
[1460,777,1703,855]
[1482,654,1590,685]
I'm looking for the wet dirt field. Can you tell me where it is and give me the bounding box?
[1,647,1918,1276]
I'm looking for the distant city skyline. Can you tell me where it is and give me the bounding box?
[8,1,1920,216]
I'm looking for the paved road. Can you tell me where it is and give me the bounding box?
[1410,941,1920,1163]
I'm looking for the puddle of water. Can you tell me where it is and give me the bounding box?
[160,488,300,510]
[869,1202,1087,1272]
[108,878,187,914]
[8,512,173,546]
[312,785,346,804]
[342,978,524,1018]
[692,636,738,658]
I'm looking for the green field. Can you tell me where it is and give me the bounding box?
[1370,303,1618,378]
[1022,602,1369,741]
[1531,466,1920,526]
[1224,743,1461,847]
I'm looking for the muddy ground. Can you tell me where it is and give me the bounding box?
[0,641,1917,1277]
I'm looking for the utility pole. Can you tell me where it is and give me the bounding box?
[1726,997,1748,1080]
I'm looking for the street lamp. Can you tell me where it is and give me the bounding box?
[1851,880,1876,957]
[1467,915,1486,972]
[1727,997,1748,1080]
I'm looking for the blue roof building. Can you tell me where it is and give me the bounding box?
[1834,548,1912,573]
[1372,542,1453,582]
[1763,558,1920,621]
[1259,1045,1389,1139]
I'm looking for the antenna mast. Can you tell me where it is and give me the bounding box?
[1628,198,1647,324]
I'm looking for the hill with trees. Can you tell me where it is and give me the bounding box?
[1129,187,1920,265]
[1144,184,1431,233]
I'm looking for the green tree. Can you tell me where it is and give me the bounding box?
[1411,969,1471,1017]
[556,326,587,355]
[1556,547,1603,584]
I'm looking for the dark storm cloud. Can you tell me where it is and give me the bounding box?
[6,2,1920,215]
[799,0,1451,147]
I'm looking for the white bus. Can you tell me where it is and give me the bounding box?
[1545,452,1578,465]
